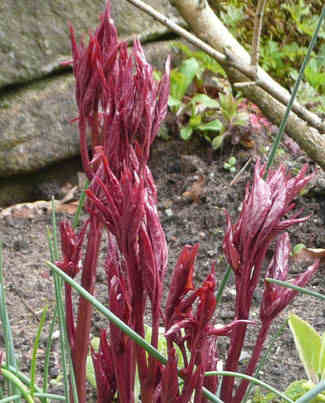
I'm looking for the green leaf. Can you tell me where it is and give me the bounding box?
[171,58,201,101]
[190,94,219,109]
[168,95,182,110]
[228,156,237,165]
[198,119,223,132]
[285,380,325,402]
[86,337,100,389]
[144,325,186,369]
[232,111,249,127]
[189,114,201,128]
[288,313,324,383]
[170,71,188,102]
[30,305,48,398]
[212,135,224,150]
[292,243,306,256]
[172,41,226,76]
[180,126,193,140]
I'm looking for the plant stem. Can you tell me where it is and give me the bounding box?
[234,320,272,402]
[220,321,248,402]
[71,217,103,403]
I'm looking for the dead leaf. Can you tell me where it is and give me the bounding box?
[293,247,325,264]
[182,174,206,203]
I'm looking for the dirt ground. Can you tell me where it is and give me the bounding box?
[0,124,325,401]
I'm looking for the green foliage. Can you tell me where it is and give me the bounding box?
[211,0,325,111]
[169,57,201,112]
[87,337,100,389]
[253,314,325,402]
[285,380,325,402]
[292,243,306,256]
[282,0,325,39]
[172,42,226,78]
[252,381,325,403]
[223,156,237,173]
[168,43,253,149]
[288,313,325,384]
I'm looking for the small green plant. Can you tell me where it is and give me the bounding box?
[285,313,325,401]
[253,314,325,402]
[223,156,237,173]
[168,42,230,147]
[214,0,325,102]
[282,0,325,39]
[289,314,325,384]
[168,42,260,150]
[214,92,250,149]
[178,93,223,143]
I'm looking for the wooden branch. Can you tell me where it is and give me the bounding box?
[234,0,268,87]
[227,66,325,170]
[123,0,227,62]
[124,0,325,134]
[251,0,268,71]
[123,0,325,169]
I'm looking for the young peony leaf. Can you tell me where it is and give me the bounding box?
[86,337,100,389]
[212,134,225,150]
[144,324,186,369]
[168,95,183,110]
[180,125,193,140]
[190,93,219,109]
[189,113,202,128]
[170,57,200,102]
[233,111,250,127]
[285,380,325,402]
[198,119,223,132]
[288,313,325,384]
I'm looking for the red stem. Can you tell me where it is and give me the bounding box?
[234,320,272,403]
[220,320,249,402]
[65,285,75,350]
[71,217,103,403]
[79,117,92,180]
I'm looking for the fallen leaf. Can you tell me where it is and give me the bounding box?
[182,174,206,203]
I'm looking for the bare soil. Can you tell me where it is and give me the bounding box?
[0,128,325,401]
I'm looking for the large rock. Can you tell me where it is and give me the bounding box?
[0,40,174,178]
[0,1,179,205]
[0,0,177,89]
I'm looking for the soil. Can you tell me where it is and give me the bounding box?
[0,123,325,402]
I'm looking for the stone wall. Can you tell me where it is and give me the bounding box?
[0,0,177,205]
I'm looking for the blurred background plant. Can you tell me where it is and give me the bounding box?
[164,0,325,151]
[212,0,325,112]
[166,43,265,151]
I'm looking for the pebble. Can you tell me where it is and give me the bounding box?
[165,208,173,217]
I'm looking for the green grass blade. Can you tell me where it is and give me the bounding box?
[242,320,288,403]
[49,202,72,403]
[34,392,66,400]
[205,371,294,403]
[266,278,325,300]
[215,266,232,304]
[30,305,48,399]
[52,264,71,403]
[0,395,21,402]
[42,307,57,400]
[0,241,18,398]
[51,198,59,262]
[1,369,34,403]
[296,380,325,403]
[1,365,41,393]
[47,227,55,264]
[67,348,79,403]
[73,180,88,229]
[265,6,325,174]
